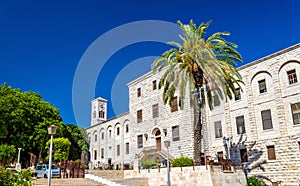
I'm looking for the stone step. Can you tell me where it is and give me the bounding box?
[85,174,125,186]
[113,178,149,186]
[33,178,107,186]
[86,173,149,186]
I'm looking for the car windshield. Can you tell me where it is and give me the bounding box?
[45,165,58,169]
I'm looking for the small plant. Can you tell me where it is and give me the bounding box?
[247,176,267,186]
[171,157,193,167]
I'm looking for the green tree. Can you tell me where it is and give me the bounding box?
[46,137,71,162]
[153,20,243,161]
[0,83,63,164]
[61,124,88,160]
[0,144,16,166]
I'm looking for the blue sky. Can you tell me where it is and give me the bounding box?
[0,0,299,128]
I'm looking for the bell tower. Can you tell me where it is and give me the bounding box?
[91,97,107,126]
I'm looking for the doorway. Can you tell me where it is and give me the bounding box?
[156,137,161,151]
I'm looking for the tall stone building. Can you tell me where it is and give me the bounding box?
[86,43,300,185]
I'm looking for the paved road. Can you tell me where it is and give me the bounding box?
[33,178,107,186]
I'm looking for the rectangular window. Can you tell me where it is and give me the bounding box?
[287,69,298,84]
[95,134,97,142]
[172,125,180,141]
[101,132,104,140]
[137,135,143,148]
[234,88,241,101]
[137,110,143,123]
[291,103,300,125]
[152,80,157,90]
[137,87,141,97]
[261,109,273,130]
[126,142,129,154]
[88,137,91,144]
[213,94,220,107]
[240,149,248,162]
[109,130,112,138]
[171,97,178,112]
[267,145,276,160]
[217,151,223,162]
[117,127,120,136]
[94,150,97,160]
[258,79,267,93]
[152,104,159,118]
[101,148,104,159]
[214,121,223,138]
[236,116,246,134]
[117,145,120,156]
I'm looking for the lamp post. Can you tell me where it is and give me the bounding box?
[16,148,22,172]
[135,154,140,173]
[47,125,57,186]
[164,140,170,186]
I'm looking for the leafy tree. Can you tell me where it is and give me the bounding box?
[61,124,88,160]
[0,83,63,164]
[45,137,71,162]
[0,144,16,166]
[153,20,243,161]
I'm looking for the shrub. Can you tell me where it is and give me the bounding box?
[171,157,193,167]
[0,167,33,186]
[247,176,267,186]
[141,159,157,169]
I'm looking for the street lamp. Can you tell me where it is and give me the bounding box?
[135,154,140,173]
[47,125,57,186]
[16,148,22,172]
[164,140,170,186]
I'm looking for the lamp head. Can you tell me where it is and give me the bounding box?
[164,140,170,148]
[48,125,57,135]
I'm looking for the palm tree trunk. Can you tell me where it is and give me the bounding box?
[193,99,202,163]
[192,69,203,163]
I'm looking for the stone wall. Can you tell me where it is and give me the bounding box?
[124,166,246,186]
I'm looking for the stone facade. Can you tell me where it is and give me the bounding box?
[86,43,300,185]
[86,68,195,170]
[207,43,300,185]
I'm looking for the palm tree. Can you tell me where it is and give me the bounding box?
[153,20,243,162]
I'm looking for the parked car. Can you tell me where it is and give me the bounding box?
[35,164,60,178]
